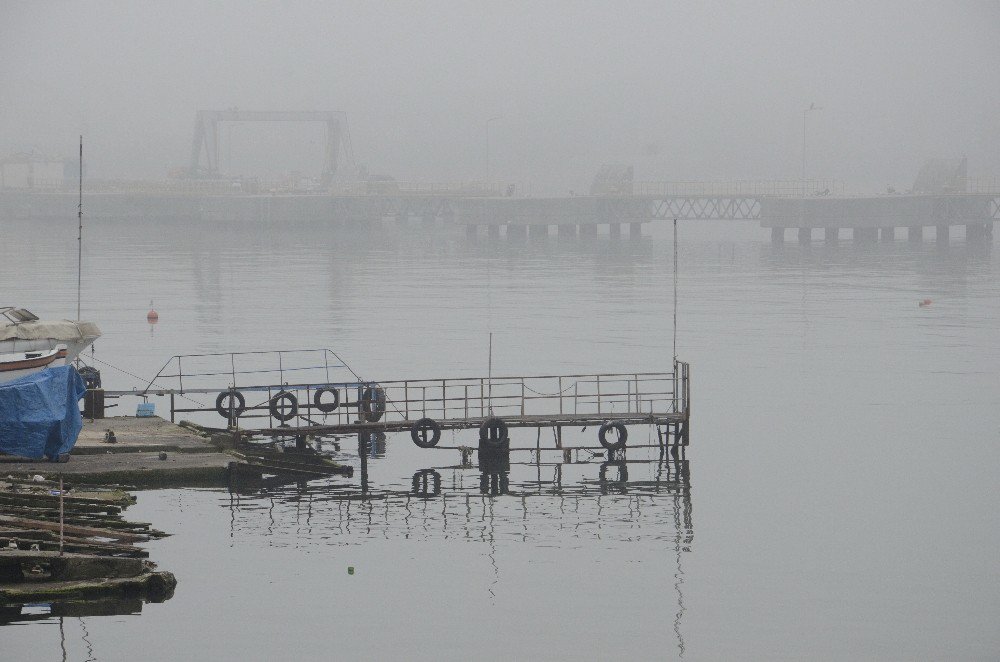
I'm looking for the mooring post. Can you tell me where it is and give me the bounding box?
[358,432,369,496]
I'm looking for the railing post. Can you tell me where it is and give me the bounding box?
[464,384,468,419]
[521,379,525,416]
[404,381,409,420]
[558,376,563,415]
[596,375,601,415]
[442,379,447,419]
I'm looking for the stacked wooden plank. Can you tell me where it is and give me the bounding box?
[0,477,175,603]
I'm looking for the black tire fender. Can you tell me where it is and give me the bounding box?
[411,418,442,448]
[313,387,340,413]
[269,391,298,422]
[479,417,509,448]
[359,386,386,422]
[598,421,628,450]
[216,390,246,419]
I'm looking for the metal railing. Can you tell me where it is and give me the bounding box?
[368,370,684,424]
[631,179,845,198]
[115,348,689,431]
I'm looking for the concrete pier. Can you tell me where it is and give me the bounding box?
[771,227,784,242]
[824,227,839,242]
[797,228,811,244]
[908,226,922,242]
[629,222,643,238]
[879,227,896,241]
[936,224,949,243]
[0,417,232,487]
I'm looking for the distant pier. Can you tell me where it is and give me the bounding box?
[2,179,996,242]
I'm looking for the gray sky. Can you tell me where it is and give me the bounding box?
[2,0,998,193]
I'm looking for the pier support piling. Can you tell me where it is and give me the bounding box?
[797,227,810,244]
[936,225,949,244]
[771,227,785,243]
[824,227,840,242]
[528,224,547,239]
[557,224,576,238]
[908,226,922,242]
[629,222,643,238]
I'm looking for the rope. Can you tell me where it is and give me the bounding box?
[76,355,206,407]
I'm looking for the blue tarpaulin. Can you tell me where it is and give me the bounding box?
[0,365,86,460]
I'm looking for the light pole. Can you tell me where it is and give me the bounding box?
[486,115,501,182]
[801,103,822,185]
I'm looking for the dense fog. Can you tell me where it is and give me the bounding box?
[2,1,999,193]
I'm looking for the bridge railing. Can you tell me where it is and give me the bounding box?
[632,180,844,197]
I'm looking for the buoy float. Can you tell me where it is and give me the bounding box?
[147,300,159,323]
[918,299,932,307]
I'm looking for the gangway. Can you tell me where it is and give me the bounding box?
[102,349,691,454]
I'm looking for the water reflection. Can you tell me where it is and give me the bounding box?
[225,453,693,547]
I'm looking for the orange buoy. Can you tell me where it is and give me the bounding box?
[918,299,932,307]
[147,300,159,323]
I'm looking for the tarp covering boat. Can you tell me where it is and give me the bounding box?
[0,320,101,343]
[0,365,86,460]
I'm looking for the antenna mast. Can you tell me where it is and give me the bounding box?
[76,136,83,322]
[673,218,678,362]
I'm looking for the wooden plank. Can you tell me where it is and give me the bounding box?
[0,515,150,543]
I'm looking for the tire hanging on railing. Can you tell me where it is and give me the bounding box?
[269,391,299,422]
[410,417,442,448]
[216,390,247,419]
[359,386,386,422]
[598,420,628,451]
[313,387,340,413]
[479,417,509,448]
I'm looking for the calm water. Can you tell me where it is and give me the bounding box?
[2,215,999,660]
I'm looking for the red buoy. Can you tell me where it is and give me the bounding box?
[918,299,932,308]
[147,300,159,323]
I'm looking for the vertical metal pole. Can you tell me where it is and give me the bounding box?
[488,332,493,414]
[58,475,64,556]
[76,137,82,325]
[404,381,409,420]
[673,218,678,363]
[170,392,175,423]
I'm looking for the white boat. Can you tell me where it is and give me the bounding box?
[0,307,101,383]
